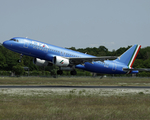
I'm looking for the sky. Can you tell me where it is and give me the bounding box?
[0,0,150,51]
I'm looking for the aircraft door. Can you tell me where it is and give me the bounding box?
[112,63,117,71]
[43,47,48,53]
[23,40,28,48]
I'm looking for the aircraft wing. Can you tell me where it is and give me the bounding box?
[66,56,118,65]
[123,68,150,72]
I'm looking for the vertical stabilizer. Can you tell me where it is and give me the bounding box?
[115,45,141,68]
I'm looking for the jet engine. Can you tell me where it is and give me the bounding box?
[33,58,49,66]
[53,56,69,67]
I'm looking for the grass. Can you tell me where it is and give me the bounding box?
[0,76,150,86]
[0,77,150,119]
[0,89,150,120]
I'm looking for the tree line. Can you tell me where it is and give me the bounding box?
[0,44,150,76]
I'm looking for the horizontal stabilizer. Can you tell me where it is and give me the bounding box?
[123,68,150,72]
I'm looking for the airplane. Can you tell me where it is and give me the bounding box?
[3,37,150,75]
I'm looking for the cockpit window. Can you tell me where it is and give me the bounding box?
[10,39,19,42]
[10,39,15,41]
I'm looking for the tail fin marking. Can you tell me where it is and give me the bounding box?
[128,45,141,68]
[116,45,141,68]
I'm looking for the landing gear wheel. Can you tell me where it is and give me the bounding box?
[18,59,21,63]
[18,54,23,63]
[70,70,77,75]
[57,70,63,75]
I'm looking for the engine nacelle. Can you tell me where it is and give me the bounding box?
[33,58,49,66]
[53,56,69,67]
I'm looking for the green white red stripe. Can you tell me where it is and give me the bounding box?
[128,45,141,69]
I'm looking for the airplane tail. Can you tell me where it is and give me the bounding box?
[115,45,141,68]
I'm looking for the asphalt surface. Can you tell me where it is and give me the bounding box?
[0,85,150,89]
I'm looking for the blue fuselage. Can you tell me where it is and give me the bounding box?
[3,37,136,74]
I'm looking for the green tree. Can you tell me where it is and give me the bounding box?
[12,65,25,76]
[143,58,150,68]
[69,47,76,51]
[0,51,7,70]
[3,48,19,70]
[115,46,131,56]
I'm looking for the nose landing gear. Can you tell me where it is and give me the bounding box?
[18,54,23,63]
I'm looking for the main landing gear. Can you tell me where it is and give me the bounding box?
[57,70,77,75]
[57,70,63,75]
[70,70,77,75]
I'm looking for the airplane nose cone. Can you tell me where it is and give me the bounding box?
[3,41,9,48]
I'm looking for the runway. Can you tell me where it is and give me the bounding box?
[0,85,150,89]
